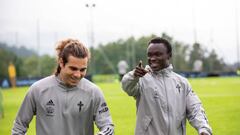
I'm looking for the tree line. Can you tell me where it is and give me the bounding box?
[0,43,56,80]
[0,33,231,79]
[88,33,227,74]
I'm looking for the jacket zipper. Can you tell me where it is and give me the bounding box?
[65,90,68,111]
[181,122,184,135]
[162,72,170,135]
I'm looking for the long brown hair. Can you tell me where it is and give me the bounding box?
[55,39,90,76]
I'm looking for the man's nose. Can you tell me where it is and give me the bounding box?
[150,56,157,61]
[73,71,82,78]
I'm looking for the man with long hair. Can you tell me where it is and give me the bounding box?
[12,39,114,135]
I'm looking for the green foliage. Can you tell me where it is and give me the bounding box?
[189,43,205,69]
[89,33,226,74]
[0,77,240,135]
[172,41,190,71]
[203,50,225,72]
[0,42,57,78]
[89,35,157,74]
[17,55,56,77]
[20,55,39,77]
[0,33,227,78]
[39,55,56,76]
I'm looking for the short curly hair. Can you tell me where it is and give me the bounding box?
[148,37,172,57]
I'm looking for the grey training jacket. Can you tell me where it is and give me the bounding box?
[12,75,114,135]
[121,65,212,135]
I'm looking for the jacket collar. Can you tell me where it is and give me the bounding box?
[55,75,79,91]
[150,64,173,77]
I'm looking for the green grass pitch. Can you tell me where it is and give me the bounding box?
[0,77,239,135]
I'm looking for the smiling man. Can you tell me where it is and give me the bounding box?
[12,39,114,135]
[121,37,212,135]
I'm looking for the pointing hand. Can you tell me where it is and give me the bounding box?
[133,60,148,77]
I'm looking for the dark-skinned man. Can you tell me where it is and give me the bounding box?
[121,37,212,135]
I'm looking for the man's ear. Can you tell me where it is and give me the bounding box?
[167,53,172,59]
[59,58,64,68]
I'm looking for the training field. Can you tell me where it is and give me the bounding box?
[0,77,239,135]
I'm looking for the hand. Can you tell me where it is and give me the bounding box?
[96,129,114,135]
[133,60,148,77]
[200,132,209,135]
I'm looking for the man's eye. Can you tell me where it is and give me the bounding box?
[155,52,162,56]
[80,68,86,72]
[70,67,78,71]
[147,53,152,57]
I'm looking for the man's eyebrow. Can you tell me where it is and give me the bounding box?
[69,66,87,70]
[80,67,87,71]
[69,66,78,69]
[80,67,87,69]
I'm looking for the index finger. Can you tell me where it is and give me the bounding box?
[138,60,143,68]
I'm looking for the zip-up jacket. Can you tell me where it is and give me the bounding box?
[12,75,114,135]
[121,65,212,135]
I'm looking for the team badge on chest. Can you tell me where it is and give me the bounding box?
[45,99,55,116]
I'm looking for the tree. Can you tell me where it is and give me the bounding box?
[203,50,225,72]
[172,41,190,71]
[18,55,56,77]
[0,42,36,79]
[188,43,206,71]
[19,55,39,77]
[1,33,228,77]
[39,55,56,76]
